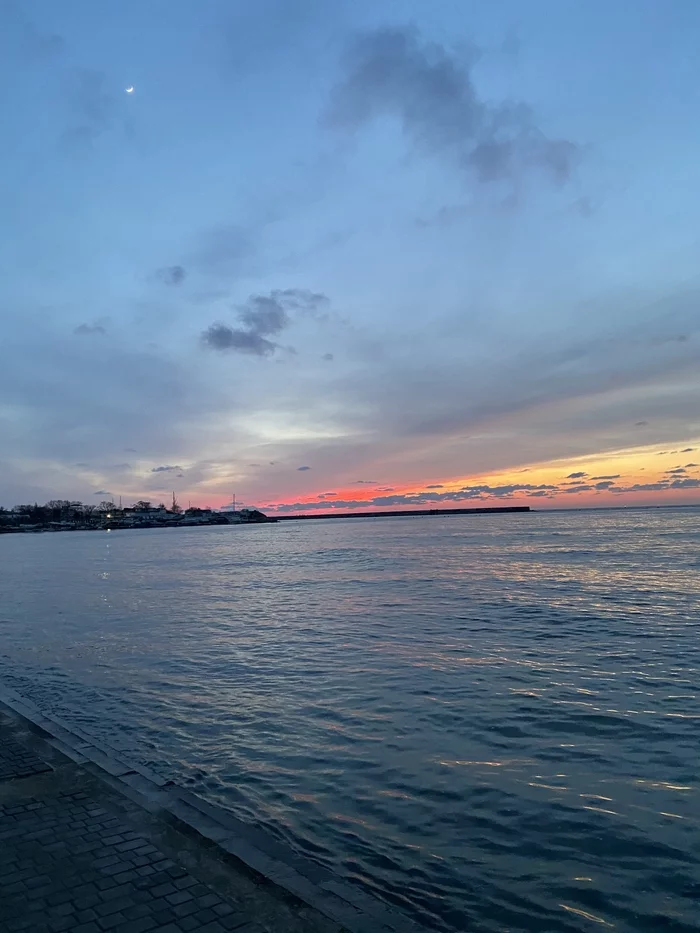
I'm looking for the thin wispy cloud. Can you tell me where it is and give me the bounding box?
[74,322,106,336]
[64,70,118,144]
[155,265,186,286]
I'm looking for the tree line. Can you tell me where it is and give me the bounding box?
[0,499,174,526]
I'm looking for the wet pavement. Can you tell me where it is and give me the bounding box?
[0,710,346,933]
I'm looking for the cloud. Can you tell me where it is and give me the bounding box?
[594,480,616,489]
[685,463,698,468]
[665,467,686,474]
[635,421,649,426]
[297,465,312,471]
[240,295,291,335]
[202,323,277,356]
[273,288,329,316]
[124,448,137,453]
[2,2,65,62]
[155,265,186,286]
[325,26,578,188]
[426,484,444,489]
[93,490,111,496]
[202,288,329,357]
[74,322,106,336]
[64,70,118,144]
[190,224,256,277]
[567,471,587,479]
[681,448,695,453]
[322,352,334,361]
[620,483,670,493]
[590,474,620,480]
[670,478,700,489]
[354,479,378,484]
[274,482,561,512]
[150,465,183,473]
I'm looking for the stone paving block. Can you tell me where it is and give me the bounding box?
[0,734,52,781]
[0,788,256,933]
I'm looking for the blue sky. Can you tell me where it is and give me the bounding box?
[1,0,699,510]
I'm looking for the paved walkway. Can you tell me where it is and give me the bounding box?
[0,712,345,933]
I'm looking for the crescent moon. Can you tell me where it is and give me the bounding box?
[125,86,134,93]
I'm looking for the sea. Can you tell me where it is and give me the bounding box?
[0,508,698,932]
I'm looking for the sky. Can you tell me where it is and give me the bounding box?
[1,0,699,514]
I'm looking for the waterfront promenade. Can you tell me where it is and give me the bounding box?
[0,691,422,933]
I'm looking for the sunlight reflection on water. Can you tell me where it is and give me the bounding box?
[1,508,699,932]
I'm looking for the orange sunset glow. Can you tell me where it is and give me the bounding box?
[257,441,700,514]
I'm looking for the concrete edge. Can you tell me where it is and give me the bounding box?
[0,685,427,933]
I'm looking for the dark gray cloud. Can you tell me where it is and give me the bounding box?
[325,26,578,187]
[635,420,649,426]
[322,352,334,361]
[156,265,186,286]
[567,471,587,479]
[623,483,669,493]
[590,474,620,480]
[354,479,378,484]
[426,484,444,489]
[665,467,686,474]
[151,465,183,473]
[681,448,695,453]
[297,465,312,471]
[685,463,698,468]
[240,295,291,336]
[594,480,616,489]
[74,322,106,336]
[93,490,111,496]
[202,288,329,357]
[202,324,276,356]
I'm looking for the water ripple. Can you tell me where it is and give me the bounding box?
[0,508,699,932]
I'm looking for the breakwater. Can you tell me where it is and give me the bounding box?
[276,505,531,520]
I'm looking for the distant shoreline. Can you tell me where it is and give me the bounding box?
[0,505,529,535]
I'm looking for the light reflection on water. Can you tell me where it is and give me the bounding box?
[0,508,699,932]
